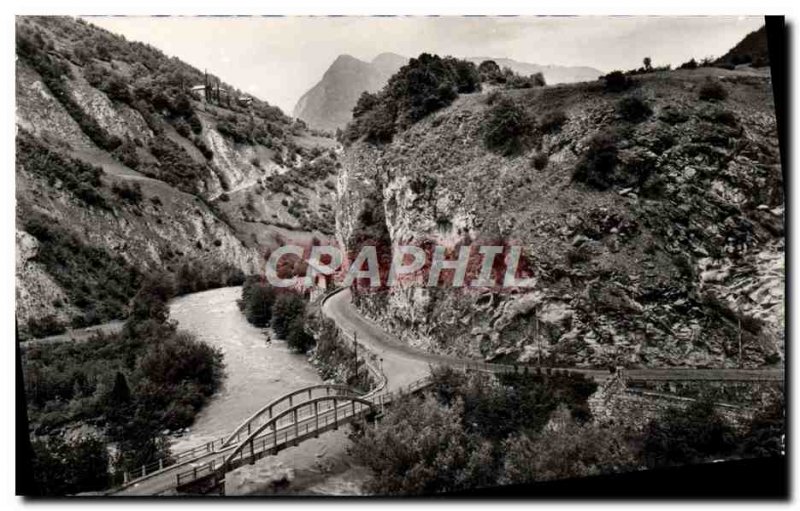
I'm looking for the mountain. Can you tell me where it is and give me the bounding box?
[15,16,338,337]
[293,53,407,132]
[294,53,602,131]
[715,25,769,67]
[336,63,783,369]
[465,57,603,85]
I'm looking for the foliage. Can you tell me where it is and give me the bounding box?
[737,393,785,458]
[617,95,653,123]
[478,60,503,83]
[271,291,307,339]
[111,181,143,204]
[17,132,107,209]
[572,132,619,190]
[16,26,122,152]
[144,137,208,194]
[698,79,728,101]
[26,314,67,338]
[286,315,315,353]
[31,435,109,495]
[500,407,637,484]
[482,96,536,156]
[530,151,549,171]
[539,109,567,134]
[602,71,633,92]
[641,398,737,468]
[350,396,495,495]
[344,53,481,144]
[23,213,142,329]
[238,276,277,327]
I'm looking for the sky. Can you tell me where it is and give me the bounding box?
[86,16,765,115]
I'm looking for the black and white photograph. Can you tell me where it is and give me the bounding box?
[9,4,789,502]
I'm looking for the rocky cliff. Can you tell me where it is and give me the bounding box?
[336,66,784,369]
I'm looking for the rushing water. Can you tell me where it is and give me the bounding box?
[168,286,324,452]
[167,286,365,494]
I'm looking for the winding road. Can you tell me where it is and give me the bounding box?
[110,286,782,495]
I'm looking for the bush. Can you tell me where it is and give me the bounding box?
[271,292,307,339]
[17,132,107,208]
[482,97,536,156]
[530,151,549,170]
[478,60,504,83]
[240,279,276,327]
[572,133,619,190]
[286,315,315,353]
[642,399,736,468]
[344,53,481,144]
[698,79,728,101]
[539,109,567,133]
[27,314,67,339]
[603,71,633,92]
[679,58,699,70]
[111,181,144,204]
[617,95,653,122]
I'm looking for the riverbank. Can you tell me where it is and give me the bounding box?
[168,286,368,495]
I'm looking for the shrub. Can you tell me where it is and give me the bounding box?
[17,133,107,208]
[617,95,653,122]
[698,79,728,101]
[642,399,736,468]
[482,97,536,156]
[603,71,633,92]
[572,132,619,190]
[111,181,143,204]
[539,109,567,133]
[271,292,307,339]
[679,58,699,70]
[530,151,549,170]
[344,54,481,144]
[286,316,315,353]
[27,315,67,339]
[478,60,504,83]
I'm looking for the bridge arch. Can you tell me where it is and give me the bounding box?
[222,394,377,471]
[222,384,358,447]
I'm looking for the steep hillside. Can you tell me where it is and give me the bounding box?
[15,16,337,336]
[293,53,407,132]
[337,65,783,369]
[716,25,769,67]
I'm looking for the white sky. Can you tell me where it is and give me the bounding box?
[85,16,765,114]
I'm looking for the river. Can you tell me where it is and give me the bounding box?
[168,286,367,495]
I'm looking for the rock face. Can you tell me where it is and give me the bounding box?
[293,53,407,132]
[335,66,784,369]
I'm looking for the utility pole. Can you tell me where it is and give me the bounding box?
[353,331,358,384]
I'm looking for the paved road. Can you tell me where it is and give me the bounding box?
[322,289,784,383]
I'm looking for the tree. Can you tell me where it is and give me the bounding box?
[643,57,652,71]
[31,435,110,495]
[244,282,276,327]
[500,407,637,484]
[350,396,496,495]
[478,60,503,83]
[642,399,737,468]
[482,96,536,156]
[271,292,307,339]
[286,316,315,353]
[130,272,175,324]
[109,371,131,404]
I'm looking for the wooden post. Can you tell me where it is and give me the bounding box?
[333,398,338,428]
[293,408,299,439]
[314,401,319,432]
[141,465,146,477]
[272,422,277,448]
[159,458,163,471]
